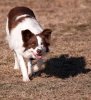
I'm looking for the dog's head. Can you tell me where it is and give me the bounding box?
[22,29,52,59]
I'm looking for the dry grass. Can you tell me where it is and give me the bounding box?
[0,0,91,100]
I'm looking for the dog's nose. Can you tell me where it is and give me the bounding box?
[37,49,42,54]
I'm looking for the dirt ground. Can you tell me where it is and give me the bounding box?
[0,0,91,100]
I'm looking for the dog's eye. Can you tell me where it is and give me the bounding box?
[41,42,43,45]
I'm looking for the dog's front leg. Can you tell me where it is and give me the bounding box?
[14,52,20,70]
[33,59,45,73]
[16,53,30,82]
[27,59,32,76]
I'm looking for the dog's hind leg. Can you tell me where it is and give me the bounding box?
[14,52,20,70]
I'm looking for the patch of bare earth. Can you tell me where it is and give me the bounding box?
[0,0,91,100]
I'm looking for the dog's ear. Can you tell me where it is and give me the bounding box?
[22,30,34,42]
[41,29,52,47]
[42,29,52,39]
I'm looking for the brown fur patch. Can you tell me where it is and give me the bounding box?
[8,7,36,32]
[22,30,38,50]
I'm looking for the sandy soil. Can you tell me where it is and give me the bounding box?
[0,0,91,100]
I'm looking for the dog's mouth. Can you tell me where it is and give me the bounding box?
[33,52,43,59]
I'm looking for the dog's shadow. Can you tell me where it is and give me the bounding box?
[43,54,91,78]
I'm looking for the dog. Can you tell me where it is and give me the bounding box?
[6,7,52,82]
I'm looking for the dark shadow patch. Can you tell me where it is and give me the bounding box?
[43,54,91,78]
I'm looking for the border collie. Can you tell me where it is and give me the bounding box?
[6,7,52,82]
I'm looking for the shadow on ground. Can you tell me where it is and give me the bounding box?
[43,54,91,78]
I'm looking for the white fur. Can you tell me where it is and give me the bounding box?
[15,14,29,21]
[37,36,42,46]
[16,52,30,82]
[6,18,10,43]
[12,17,43,35]
[33,59,45,72]
[14,52,20,69]
[34,36,46,54]
[6,18,9,35]
[6,16,45,82]
[27,60,32,75]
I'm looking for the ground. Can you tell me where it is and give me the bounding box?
[0,0,91,100]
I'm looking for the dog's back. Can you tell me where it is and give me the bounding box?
[8,7,36,32]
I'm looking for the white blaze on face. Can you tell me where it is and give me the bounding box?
[37,36,42,46]
[36,36,45,50]
[32,36,44,54]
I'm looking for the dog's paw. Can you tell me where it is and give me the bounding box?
[23,77,30,82]
[32,64,39,73]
